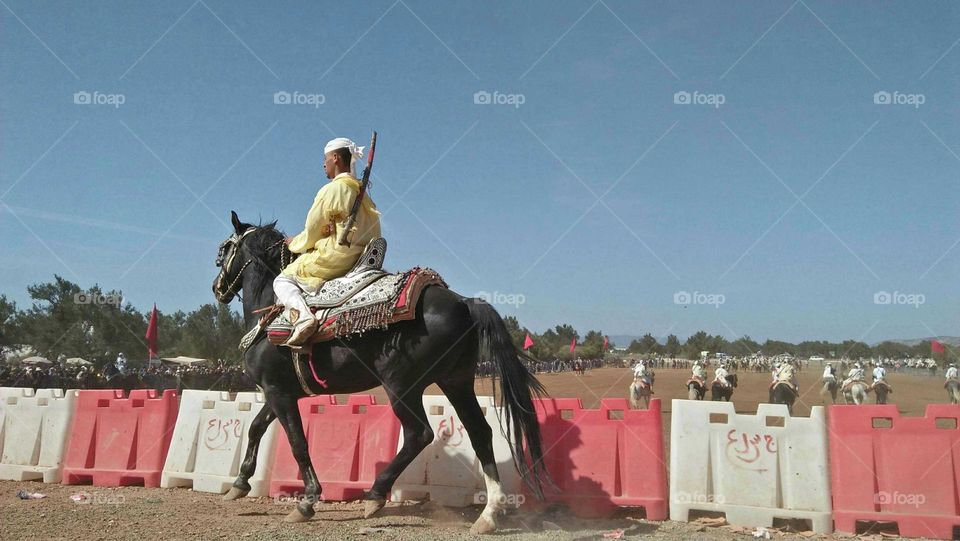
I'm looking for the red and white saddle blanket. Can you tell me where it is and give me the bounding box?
[262,267,446,346]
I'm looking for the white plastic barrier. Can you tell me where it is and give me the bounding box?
[669,400,832,533]
[0,388,78,483]
[391,395,520,507]
[162,391,278,496]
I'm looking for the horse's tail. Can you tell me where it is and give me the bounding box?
[467,299,552,499]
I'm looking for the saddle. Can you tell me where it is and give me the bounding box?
[840,380,868,393]
[772,381,798,394]
[262,239,447,346]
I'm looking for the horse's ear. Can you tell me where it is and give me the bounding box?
[231,211,243,234]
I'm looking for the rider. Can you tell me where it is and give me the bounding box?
[713,362,731,388]
[842,361,865,390]
[946,363,958,383]
[273,137,382,346]
[871,362,888,388]
[771,360,798,392]
[633,359,652,389]
[691,360,706,386]
[822,361,836,383]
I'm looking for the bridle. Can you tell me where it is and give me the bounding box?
[215,228,258,302]
[215,227,292,303]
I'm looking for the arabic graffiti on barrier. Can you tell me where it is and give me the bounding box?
[436,415,467,448]
[725,429,777,471]
[205,418,242,451]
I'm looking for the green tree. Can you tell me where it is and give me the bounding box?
[683,331,710,359]
[179,303,245,362]
[664,334,681,357]
[0,295,19,353]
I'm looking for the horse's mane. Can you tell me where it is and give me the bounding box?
[244,221,287,296]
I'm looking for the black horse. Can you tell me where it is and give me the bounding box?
[710,374,738,401]
[212,213,549,534]
[770,382,797,414]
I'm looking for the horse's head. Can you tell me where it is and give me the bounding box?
[212,212,258,304]
[213,212,287,304]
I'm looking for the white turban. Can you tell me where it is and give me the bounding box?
[324,137,365,177]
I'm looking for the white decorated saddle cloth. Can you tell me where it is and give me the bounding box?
[266,267,446,344]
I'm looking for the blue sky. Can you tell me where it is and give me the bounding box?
[1,0,958,343]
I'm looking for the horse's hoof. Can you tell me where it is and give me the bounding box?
[470,515,497,535]
[283,507,313,523]
[222,487,249,501]
[363,498,386,519]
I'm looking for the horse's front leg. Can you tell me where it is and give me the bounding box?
[224,404,276,500]
[267,391,321,522]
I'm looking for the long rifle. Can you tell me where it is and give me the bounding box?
[337,131,377,247]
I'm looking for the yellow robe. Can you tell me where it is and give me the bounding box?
[281,173,381,290]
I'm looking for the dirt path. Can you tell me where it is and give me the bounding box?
[0,368,950,540]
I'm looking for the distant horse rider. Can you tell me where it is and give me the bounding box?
[841,361,865,391]
[872,362,890,391]
[946,363,958,386]
[633,359,652,391]
[713,362,731,388]
[691,359,706,385]
[822,361,836,383]
[273,137,382,346]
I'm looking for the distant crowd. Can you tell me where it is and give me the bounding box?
[0,361,255,393]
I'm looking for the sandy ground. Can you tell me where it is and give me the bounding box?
[0,367,950,541]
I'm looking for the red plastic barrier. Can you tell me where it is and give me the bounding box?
[829,404,960,539]
[269,394,400,501]
[62,389,178,487]
[527,397,668,520]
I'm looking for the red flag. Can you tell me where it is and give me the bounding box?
[523,333,534,350]
[570,338,576,353]
[145,304,159,359]
[603,336,609,350]
[932,340,946,354]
